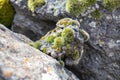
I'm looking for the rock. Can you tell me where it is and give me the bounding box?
[12,12,56,41]
[67,5,120,80]
[10,0,120,80]
[0,24,79,80]
[30,18,89,66]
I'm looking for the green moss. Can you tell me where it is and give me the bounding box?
[30,41,41,49]
[43,47,47,53]
[0,0,15,27]
[66,0,96,16]
[28,0,45,12]
[79,29,90,42]
[73,50,79,60]
[91,9,102,19]
[52,37,64,49]
[46,35,55,43]
[59,60,65,67]
[103,0,120,11]
[62,27,75,43]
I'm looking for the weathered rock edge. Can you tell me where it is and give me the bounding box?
[0,24,79,80]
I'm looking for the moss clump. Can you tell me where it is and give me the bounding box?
[43,47,47,53]
[46,35,55,43]
[73,50,79,60]
[65,0,96,16]
[52,37,64,49]
[30,41,41,49]
[0,0,15,27]
[91,9,102,19]
[62,27,75,43]
[28,0,45,12]
[103,0,120,11]
[79,29,90,42]
[59,60,65,66]
[56,18,80,27]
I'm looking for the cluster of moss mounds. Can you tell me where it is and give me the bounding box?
[65,0,120,16]
[30,18,90,66]
[0,0,15,27]
[65,0,96,16]
[28,0,45,12]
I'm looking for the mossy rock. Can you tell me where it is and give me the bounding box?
[30,18,90,66]
[65,0,96,16]
[103,0,120,11]
[28,0,45,12]
[0,0,15,27]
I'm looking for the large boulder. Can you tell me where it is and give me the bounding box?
[0,24,79,80]
[10,0,120,80]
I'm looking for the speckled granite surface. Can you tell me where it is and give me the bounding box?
[0,24,79,80]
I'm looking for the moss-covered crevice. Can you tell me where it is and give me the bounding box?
[0,0,15,28]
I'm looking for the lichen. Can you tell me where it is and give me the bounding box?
[65,0,96,16]
[28,0,45,12]
[91,9,102,19]
[103,0,120,11]
[79,29,90,42]
[62,27,75,43]
[0,0,15,27]
[56,18,80,27]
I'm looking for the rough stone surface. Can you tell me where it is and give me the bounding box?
[10,0,120,80]
[0,24,79,80]
[12,12,56,41]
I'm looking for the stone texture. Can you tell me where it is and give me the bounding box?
[12,12,56,41]
[67,7,120,80]
[0,24,79,80]
[10,0,120,80]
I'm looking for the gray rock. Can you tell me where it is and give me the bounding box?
[10,0,120,80]
[0,24,79,80]
[12,12,56,41]
[68,7,120,80]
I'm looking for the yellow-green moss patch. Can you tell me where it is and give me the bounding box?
[103,0,120,11]
[66,0,96,16]
[0,0,15,27]
[28,0,45,12]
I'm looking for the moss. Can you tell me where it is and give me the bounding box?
[62,27,75,43]
[46,35,55,43]
[52,37,64,49]
[91,9,102,19]
[30,41,41,49]
[59,60,65,67]
[65,0,96,16]
[0,0,15,27]
[56,18,80,27]
[73,50,79,60]
[79,29,90,42]
[28,0,45,12]
[43,47,47,53]
[103,0,120,11]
